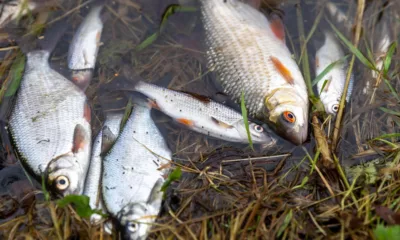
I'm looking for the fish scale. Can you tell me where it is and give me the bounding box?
[200,0,309,145]
[9,50,91,176]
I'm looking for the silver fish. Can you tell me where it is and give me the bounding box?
[315,31,354,115]
[67,3,104,90]
[83,112,122,223]
[9,50,92,196]
[102,102,171,240]
[200,0,309,145]
[134,81,276,145]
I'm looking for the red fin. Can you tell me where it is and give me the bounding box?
[211,117,234,129]
[270,56,294,85]
[72,124,89,153]
[179,91,211,103]
[315,56,320,68]
[270,15,285,42]
[148,100,160,110]
[177,118,194,127]
[84,103,91,122]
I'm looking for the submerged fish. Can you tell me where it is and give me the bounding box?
[200,0,309,145]
[315,31,353,115]
[102,101,171,240]
[83,112,122,223]
[67,2,105,90]
[9,49,92,196]
[134,81,276,144]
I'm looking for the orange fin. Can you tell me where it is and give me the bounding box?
[148,100,160,110]
[72,124,89,153]
[84,103,91,122]
[177,118,194,127]
[270,56,294,85]
[270,15,285,42]
[315,56,320,68]
[211,117,234,129]
[179,91,211,103]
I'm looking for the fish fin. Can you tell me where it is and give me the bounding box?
[176,118,194,127]
[146,178,164,209]
[148,99,160,110]
[315,56,320,68]
[101,126,118,154]
[269,14,285,43]
[84,102,91,122]
[72,124,90,153]
[178,91,211,103]
[211,117,234,129]
[270,56,294,85]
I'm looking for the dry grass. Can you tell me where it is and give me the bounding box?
[0,0,399,239]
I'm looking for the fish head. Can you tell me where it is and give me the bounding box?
[46,152,87,196]
[265,88,309,145]
[235,120,277,145]
[71,70,92,91]
[321,95,340,116]
[118,202,157,240]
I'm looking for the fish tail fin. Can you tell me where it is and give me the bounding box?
[37,19,69,53]
[9,17,68,55]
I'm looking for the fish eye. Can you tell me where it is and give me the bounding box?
[253,124,264,133]
[282,111,296,124]
[127,222,138,232]
[55,176,69,191]
[332,104,339,113]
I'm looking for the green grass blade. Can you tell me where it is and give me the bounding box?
[120,100,133,132]
[383,79,400,102]
[372,133,400,141]
[379,107,400,117]
[4,53,26,97]
[327,19,376,71]
[135,32,160,52]
[374,224,400,240]
[318,79,329,95]
[57,195,107,218]
[383,41,397,75]
[312,55,349,87]
[240,91,254,151]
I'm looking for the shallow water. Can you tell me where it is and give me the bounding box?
[0,0,399,238]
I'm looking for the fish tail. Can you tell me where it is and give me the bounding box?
[37,19,69,53]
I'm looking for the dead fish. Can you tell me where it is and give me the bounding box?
[67,1,105,91]
[134,81,277,145]
[83,112,122,223]
[9,31,92,196]
[315,31,354,115]
[200,0,309,145]
[102,101,171,240]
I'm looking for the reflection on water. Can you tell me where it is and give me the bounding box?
[0,0,399,238]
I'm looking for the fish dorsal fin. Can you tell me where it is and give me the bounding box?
[178,90,211,103]
[270,56,294,85]
[211,116,234,129]
[101,126,118,154]
[269,14,285,43]
[72,124,90,153]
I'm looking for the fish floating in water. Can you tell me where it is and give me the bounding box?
[134,81,277,145]
[68,2,105,91]
[200,0,309,145]
[9,48,92,196]
[315,31,354,115]
[83,112,123,223]
[102,100,171,240]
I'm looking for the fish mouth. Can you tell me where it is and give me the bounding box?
[283,124,308,145]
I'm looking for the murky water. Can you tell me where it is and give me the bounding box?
[0,0,399,238]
